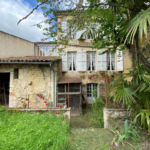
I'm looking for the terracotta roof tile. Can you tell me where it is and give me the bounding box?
[57,77,82,84]
[0,56,61,62]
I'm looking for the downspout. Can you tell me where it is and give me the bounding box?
[50,62,55,107]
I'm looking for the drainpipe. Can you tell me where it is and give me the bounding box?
[50,62,55,107]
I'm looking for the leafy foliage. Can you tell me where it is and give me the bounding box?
[134,109,150,134]
[118,120,139,143]
[125,7,150,44]
[91,89,105,128]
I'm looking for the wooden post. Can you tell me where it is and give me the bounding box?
[68,83,69,108]
[105,77,107,108]
[28,95,29,109]
[3,82,6,105]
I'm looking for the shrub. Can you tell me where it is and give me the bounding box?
[90,89,105,128]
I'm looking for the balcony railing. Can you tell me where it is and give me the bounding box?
[35,44,58,56]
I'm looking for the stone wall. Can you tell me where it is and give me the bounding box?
[103,108,129,128]
[0,31,34,58]
[0,62,58,108]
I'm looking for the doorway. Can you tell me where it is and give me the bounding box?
[0,73,10,106]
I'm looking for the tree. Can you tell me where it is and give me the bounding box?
[18,0,150,70]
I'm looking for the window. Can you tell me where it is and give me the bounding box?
[87,52,95,71]
[61,20,67,37]
[87,84,97,97]
[68,22,76,39]
[68,53,76,71]
[14,68,19,79]
[107,52,115,70]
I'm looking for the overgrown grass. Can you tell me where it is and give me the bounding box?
[0,110,69,150]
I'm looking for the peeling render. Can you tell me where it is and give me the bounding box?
[0,63,58,108]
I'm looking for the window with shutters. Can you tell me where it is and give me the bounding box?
[107,52,115,71]
[87,84,97,97]
[87,52,96,71]
[68,53,76,71]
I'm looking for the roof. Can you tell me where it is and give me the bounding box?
[57,77,82,84]
[0,56,61,63]
[34,42,57,44]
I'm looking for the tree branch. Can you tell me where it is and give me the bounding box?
[17,0,49,25]
[82,2,132,10]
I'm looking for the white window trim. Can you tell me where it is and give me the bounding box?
[87,84,98,98]
[87,52,96,71]
[107,52,116,71]
[68,52,77,71]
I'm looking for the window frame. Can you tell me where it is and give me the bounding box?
[87,52,96,71]
[107,52,116,71]
[14,68,19,79]
[68,52,77,71]
[87,83,98,98]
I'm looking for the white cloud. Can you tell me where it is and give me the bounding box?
[0,0,49,42]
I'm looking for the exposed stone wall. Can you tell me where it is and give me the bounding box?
[0,63,58,108]
[0,31,34,58]
[103,108,129,128]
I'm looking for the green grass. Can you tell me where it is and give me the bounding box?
[0,111,69,150]
[67,128,143,150]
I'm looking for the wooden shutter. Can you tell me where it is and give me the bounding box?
[116,50,123,71]
[78,51,87,71]
[61,21,67,37]
[97,50,107,70]
[62,51,67,72]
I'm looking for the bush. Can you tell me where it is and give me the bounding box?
[0,111,69,150]
[90,89,105,128]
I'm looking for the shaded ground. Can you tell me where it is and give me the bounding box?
[70,111,98,128]
[70,105,102,128]
[68,108,148,150]
[68,128,143,150]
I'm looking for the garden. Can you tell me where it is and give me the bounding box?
[0,108,69,150]
[1,61,150,149]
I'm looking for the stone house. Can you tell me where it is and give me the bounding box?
[0,30,61,108]
[0,11,132,113]
[55,11,132,114]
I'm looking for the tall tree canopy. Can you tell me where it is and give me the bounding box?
[18,0,150,70]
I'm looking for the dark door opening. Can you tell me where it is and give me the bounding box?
[0,73,10,106]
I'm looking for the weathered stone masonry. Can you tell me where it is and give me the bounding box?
[0,63,59,108]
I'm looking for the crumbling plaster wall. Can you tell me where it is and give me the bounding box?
[0,63,58,108]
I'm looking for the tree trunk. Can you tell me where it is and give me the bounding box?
[128,33,150,72]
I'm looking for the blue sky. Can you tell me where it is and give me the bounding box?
[0,0,49,42]
[25,0,37,7]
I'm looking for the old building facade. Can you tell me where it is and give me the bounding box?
[0,11,132,112]
[0,31,61,108]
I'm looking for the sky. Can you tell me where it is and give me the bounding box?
[0,0,49,42]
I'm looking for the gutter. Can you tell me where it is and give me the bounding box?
[50,62,55,107]
[0,62,53,64]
